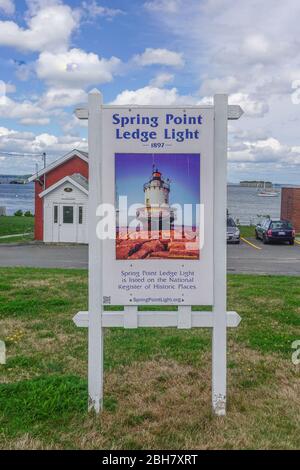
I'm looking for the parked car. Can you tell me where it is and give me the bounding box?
[227,217,240,244]
[255,218,295,245]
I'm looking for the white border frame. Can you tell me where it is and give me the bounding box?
[102,107,214,307]
[74,90,242,416]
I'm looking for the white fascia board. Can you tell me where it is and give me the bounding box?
[39,175,88,198]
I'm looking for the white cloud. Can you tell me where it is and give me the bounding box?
[4,82,16,94]
[242,34,270,59]
[0,95,49,124]
[145,0,300,102]
[229,93,269,118]
[0,80,16,96]
[25,0,63,16]
[20,118,50,126]
[197,92,269,118]
[82,0,124,18]
[39,87,87,109]
[0,126,88,173]
[0,0,15,15]
[0,3,79,52]
[144,0,181,13]
[59,113,88,134]
[143,0,300,181]
[13,61,34,82]
[134,48,184,67]
[229,136,300,167]
[150,72,174,87]
[111,85,194,105]
[36,48,121,88]
[200,76,239,96]
[33,133,58,148]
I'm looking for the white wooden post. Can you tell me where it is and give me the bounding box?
[212,94,228,416]
[74,98,242,414]
[88,89,103,413]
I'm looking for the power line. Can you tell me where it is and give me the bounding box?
[0,151,44,157]
[0,151,47,188]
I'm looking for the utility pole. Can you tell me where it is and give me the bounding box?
[43,152,46,189]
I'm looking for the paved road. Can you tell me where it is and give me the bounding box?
[0,244,88,269]
[227,239,300,275]
[0,239,299,275]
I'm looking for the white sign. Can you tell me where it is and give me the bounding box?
[101,107,214,306]
[74,91,242,417]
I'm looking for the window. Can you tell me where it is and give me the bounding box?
[79,206,83,224]
[54,205,58,224]
[63,206,73,224]
[271,221,292,229]
[227,217,236,227]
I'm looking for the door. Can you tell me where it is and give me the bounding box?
[77,205,87,243]
[59,204,76,242]
[52,204,59,242]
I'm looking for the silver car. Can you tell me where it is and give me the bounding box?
[227,217,240,244]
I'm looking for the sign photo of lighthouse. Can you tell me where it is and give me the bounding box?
[115,153,200,260]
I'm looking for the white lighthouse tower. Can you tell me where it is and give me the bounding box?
[136,164,176,232]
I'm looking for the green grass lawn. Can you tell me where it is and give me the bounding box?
[0,268,299,449]
[239,225,300,239]
[0,216,34,243]
[238,225,257,238]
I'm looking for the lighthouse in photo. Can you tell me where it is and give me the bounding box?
[136,164,176,232]
[115,153,200,260]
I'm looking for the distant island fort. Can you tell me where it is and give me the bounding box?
[0,175,30,184]
[240,180,273,188]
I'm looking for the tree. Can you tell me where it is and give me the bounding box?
[14,210,23,217]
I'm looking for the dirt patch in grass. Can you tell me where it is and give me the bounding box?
[3,434,46,450]
[13,279,57,289]
[251,297,285,308]
[2,347,296,450]
[13,277,86,290]
[34,348,299,450]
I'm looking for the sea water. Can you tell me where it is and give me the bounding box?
[227,185,280,224]
[0,182,280,223]
[0,183,34,215]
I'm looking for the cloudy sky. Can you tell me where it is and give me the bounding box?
[0,0,299,183]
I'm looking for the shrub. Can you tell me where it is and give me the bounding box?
[24,211,33,217]
[14,210,23,217]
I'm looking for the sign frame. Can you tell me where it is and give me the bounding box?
[74,90,242,416]
[103,106,214,307]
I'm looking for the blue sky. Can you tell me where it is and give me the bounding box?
[0,0,300,184]
[115,153,200,207]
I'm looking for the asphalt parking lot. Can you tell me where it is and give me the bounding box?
[0,238,299,274]
[227,237,300,275]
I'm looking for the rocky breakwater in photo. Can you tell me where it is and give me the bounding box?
[116,230,199,260]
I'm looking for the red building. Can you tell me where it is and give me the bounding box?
[29,149,89,243]
[281,187,300,233]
